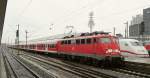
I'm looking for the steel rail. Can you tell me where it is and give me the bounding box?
[23,53,117,78]
[2,49,41,78]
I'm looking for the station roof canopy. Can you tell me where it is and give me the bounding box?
[0,0,7,44]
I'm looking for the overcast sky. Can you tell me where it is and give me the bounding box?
[2,0,150,43]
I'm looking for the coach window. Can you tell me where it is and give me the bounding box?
[43,44,45,48]
[76,39,80,44]
[86,38,91,44]
[53,44,56,48]
[42,44,43,48]
[81,39,85,44]
[51,44,53,48]
[41,44,43,48]
[47,44,49,48]
[48,44,50,48]
[52,44,54,48]
[53,44,55,48]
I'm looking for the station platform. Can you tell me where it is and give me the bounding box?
[125,57,150,64]
[0,46,7,78]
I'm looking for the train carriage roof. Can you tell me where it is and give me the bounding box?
[19,31,113,45]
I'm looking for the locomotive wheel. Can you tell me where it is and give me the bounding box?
[92,59,99,67]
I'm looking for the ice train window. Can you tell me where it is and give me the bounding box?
[124,43,128,46]
[130,41,142,46]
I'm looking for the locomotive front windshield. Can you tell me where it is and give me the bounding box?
[99,38,111,43]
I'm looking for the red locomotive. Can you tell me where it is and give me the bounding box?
[15,32,124,66]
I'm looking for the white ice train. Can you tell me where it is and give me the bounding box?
[119,39,149,57]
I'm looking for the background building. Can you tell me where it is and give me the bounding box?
[129,7,150,41]
[143,7,150,35]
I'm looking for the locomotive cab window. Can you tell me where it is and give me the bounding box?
[100,38,111,43]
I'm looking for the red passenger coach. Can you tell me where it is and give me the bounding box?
[15,32,124,66]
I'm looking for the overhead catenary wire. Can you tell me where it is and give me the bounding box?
[19,0,150,40]
[18,0,33,17]
[3,0,150,42]
[53,0,105,25]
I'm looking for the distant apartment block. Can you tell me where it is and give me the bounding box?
[129,14,143,37]
[129,7,150,41]
[143,7,150,35]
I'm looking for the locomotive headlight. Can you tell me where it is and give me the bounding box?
[114,49,120,53]
[106,49,113,53]
[106,49,120,53]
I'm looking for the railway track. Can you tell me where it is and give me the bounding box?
[21,53,117,78]
[106,61,150,78]
[2,48,41,78]
[20,50,147,78]
[55,60,150,78]
[124,61,150,75]
[2,48,58,78]
[63,58,150,78]
[110,68,150,78]
[115,61,150,77]
[10,48,150,78]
